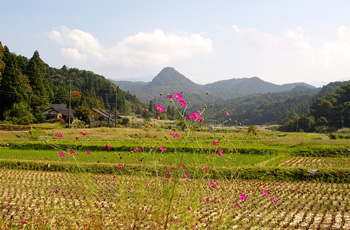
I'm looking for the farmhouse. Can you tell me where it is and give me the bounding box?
[43,104,75,121]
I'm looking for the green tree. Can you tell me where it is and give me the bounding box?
[0,41,5,80]
[26,51,50,120]
[74,106,93,124]
[0,46,32,120]
[4,101,35,124]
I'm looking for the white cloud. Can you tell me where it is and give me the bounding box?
[320,25,350,66]
[285,26,350,68]
[60,48,87,62]
[47,26,213,71]
[47,26,104,62]
[285,26,312,50]
[231,25,281,49]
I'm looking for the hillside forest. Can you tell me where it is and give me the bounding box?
[0,42,144,125]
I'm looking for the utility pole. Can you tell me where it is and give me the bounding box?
[115,87,118,128]
[68,75,71,128]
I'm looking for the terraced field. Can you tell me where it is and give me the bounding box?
[278,157,350,169]
[1,169,349,229]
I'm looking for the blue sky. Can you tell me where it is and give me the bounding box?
[1,0,350,86]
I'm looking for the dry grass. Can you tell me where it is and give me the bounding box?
[0,169,349,229]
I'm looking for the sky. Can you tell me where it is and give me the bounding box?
[1,0,350,87]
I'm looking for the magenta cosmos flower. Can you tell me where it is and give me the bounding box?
[212,140,218,146]
[263,190,270,196]
[59,151,65,157]
[210,181,217,188]
[174,93,182,100]
[106,144,111,150]
[179,99,187,107]
[156,104,164,112]
[240,193,247,201]
[160,146,165,152]
[183,172,189,179]
[69,149,78,156]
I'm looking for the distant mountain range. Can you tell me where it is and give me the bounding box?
[111,67,316,103]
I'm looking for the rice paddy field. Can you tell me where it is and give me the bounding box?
[0,125,349,229]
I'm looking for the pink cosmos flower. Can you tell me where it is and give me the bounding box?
[225,112,230,116]
[165,174,171,178]
[56,132,62,137]
[106,144,111,150]
[204,167,209,171]
[53,188,59,194]
[174,93,182,100]
[174,220,181,225]
[237,201,241,208]
[166,95,173,98]
[160,146,165,152]
[180,164,187,168]
[118,164,124,169]
[183,116,186,119]
[271,198,277,204]
[169,168,173,171]
[21,221,27,224]
[219,153,224,157]
[59,151,65,157]
[156,104,164,112]
[263,190,270,196]
[87,150,91,155]
[179,99,187,107]
[80,132,87,135]
[240,193,247,201]
[183,172,189,179]
[210,181,217,188]
[113,175,116,179]
[69,149,78,156]
[212,140,218,146]
[75,137,79,140]
[205,197,210,202]
[198,117,204,123]
[133,147,142,152]
[170,133,180,137]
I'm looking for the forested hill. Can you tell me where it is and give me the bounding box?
[0,42,144,123]
[113,67,316,103]
[204,85,320,126]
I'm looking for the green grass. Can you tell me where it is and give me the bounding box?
[0,148,275,168]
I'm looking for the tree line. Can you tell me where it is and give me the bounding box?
[280,83,350,132]
[0,42,144,124]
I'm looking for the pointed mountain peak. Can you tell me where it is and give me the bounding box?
[148,67,196,87]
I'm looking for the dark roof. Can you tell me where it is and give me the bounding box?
[91,108,122,119]
[45,107,75,115]
[51,104,67,109]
